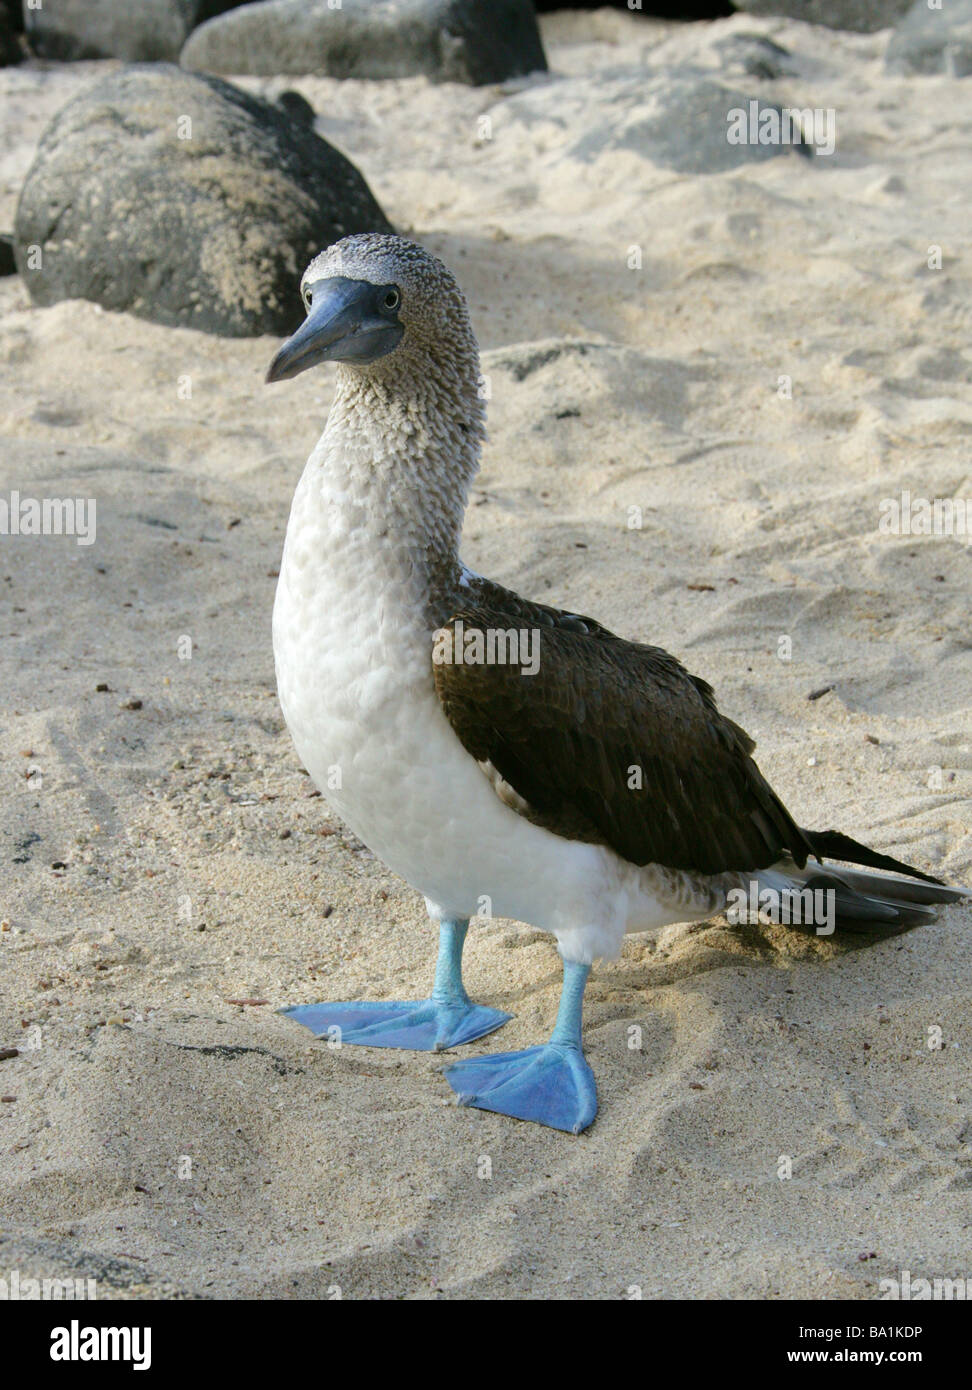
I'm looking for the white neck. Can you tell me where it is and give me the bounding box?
[304,354,486,605]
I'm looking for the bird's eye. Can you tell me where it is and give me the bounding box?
[302,287,313,309]
[383,288,400,311]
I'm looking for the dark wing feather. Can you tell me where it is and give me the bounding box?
[431,579,813,876]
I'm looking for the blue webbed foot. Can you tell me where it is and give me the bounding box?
[444,1040,597,1133]
[281,998,511,1051]
[281,917,510,1050]
[445,958,597,1133]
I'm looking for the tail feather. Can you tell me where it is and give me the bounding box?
[799,870,939,933]
[802,828,946,886]
[733,828,967,936]
[773,856,969,935]
[808,862,968,907]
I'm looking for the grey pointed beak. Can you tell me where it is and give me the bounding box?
[266,276,404,383]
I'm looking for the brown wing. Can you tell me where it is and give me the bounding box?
[431,581,812,876]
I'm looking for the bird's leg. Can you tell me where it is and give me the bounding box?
[430,917,472,1005]
[443,957,598,1134]
[279,917,511,1051]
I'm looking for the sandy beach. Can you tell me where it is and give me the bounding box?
[1,8,971,1299]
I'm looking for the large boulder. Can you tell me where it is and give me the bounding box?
[885,0,972,76]
[181,0,548,85]
[730,1,913,32]
[494,70,818,176]
[23,0,247,63]
[709,33,795,81]
[1,0,20,63]
[13,65,393,337]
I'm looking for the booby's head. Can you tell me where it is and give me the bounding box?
[266,233,478,385]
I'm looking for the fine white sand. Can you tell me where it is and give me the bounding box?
[1,11,970,1299]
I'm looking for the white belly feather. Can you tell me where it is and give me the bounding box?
[273,448,710,962]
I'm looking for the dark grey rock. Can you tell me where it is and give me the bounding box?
[23,0,247,63]
[181,0,547,85]
[503,71,817,176]
[13,64,393,337]
[1,2,20,63]
[276,89,317,127]
[580,76,815,173]
[885,0,972,76]
[731,0,913,32]
[0,233,15,276]
[711,33,795,81]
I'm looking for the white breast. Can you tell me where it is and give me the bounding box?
[272,442,703,963]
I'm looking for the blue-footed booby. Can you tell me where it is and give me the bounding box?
[267,233,968,1134]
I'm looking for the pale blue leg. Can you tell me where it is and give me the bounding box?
[444,959,597,1134]
[280,918,511,1051]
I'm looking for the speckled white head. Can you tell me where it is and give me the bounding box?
[268,233,487,556]
[267,233,480,386]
